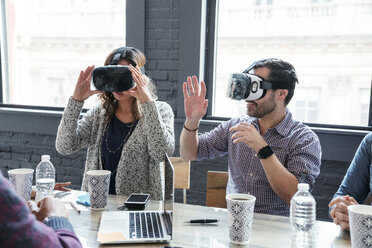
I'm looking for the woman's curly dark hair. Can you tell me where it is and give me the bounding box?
[99,47,157,122]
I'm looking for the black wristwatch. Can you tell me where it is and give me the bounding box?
[257,145,274,159]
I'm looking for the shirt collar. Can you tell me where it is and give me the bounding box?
[250,108,293,137]
[273,108,293,137]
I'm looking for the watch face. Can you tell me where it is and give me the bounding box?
[258,146,274,159]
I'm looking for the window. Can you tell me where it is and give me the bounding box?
[0,0,126,108]
[359,88,370,124]
[293,88,320,123]
[212,0,372,126]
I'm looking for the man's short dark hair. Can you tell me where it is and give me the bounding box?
[252,58,298,105]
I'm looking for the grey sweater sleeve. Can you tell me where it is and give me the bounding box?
[55,97,96,155]
[140,101,175,161]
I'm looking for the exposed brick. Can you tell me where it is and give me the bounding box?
[147,19,160,29]
[146,50,168,60]
[0,152,11,159]
[169,30,179,39]
[173,40,179,49]
[168,71,178,81]
[153,0,172,8]
[61,157,84,167]
[149,70,168,80]
[155,80,176,89]
[147,30,166,39]
[31,154,42,163]
[168,50,178,59]
[20,162,37,170]
[147,9,170,19]
[11,153,30,163]
[172,0,180,9]
[146,39,158,49]
[158,60,178,70]
[166,19,179,29]
[145,61,157,70]
[66,166,85,176]
[157,39,173,49]
[0,145,11,152]
[0,159,21,170]
[166,99,177,110]
[55,166,67,175]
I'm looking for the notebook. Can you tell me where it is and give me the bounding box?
[97,154,174,244]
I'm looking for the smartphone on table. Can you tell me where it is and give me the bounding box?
[124,193,150,210]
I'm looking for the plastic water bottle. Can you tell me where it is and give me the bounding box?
[290,183,316,232]
[35,155,55,202]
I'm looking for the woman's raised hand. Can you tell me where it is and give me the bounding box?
[123,65,153,103]
[72,65,101,102]
[183,76,208,123]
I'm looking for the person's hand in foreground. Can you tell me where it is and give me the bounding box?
[31,182,72,199]
[329,195,358,231]
[28,197,69,222]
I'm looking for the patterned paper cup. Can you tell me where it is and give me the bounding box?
[87,170,111,210]
[8,168,34,201]
[348,204,372,248]
[226,193,256,245]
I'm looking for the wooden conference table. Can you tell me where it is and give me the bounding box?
[60,191,351,248]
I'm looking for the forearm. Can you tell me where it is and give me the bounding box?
[260,155,299,206]
[180,119,200,160]
[56,97,85,154]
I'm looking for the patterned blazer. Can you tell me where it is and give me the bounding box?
[56,97,175,200]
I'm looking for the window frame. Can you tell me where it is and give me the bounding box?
[202,0,372,131]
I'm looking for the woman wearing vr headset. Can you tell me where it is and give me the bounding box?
[56,47,175,200]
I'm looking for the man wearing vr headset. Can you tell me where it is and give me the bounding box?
[180,58,321,216]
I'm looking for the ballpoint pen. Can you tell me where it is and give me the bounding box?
[55,191,71,198]
[70,202,81,215]
[184,218,219,224]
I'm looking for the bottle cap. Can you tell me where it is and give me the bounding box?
[41,155,50,161]
[297,183,309,191]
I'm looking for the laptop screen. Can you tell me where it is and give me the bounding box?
[163,153,174,237]
[164,153,174,212]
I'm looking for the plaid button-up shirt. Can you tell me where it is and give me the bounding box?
[196,109,321,216]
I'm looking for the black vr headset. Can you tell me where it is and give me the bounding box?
[227,59,296,101]
[90,47,145,92]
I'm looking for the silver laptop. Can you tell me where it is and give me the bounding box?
[97,154,174,244]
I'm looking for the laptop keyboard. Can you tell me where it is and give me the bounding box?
[129,212,165,239]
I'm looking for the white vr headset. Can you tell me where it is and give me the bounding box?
[227,59,296,101]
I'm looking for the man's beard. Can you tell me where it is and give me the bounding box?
[246,92,276,118]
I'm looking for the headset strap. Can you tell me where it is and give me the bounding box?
[261,81,295,90]
[110,53,122,65]
[110,50,146,74]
